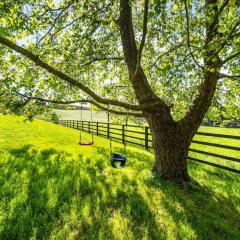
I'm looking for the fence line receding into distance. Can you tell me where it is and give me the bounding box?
[58,120,240,174]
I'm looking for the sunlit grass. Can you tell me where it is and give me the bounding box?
[0,115,239,240]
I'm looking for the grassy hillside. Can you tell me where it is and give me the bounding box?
[0,115,239,240]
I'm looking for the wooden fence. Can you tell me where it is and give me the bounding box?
[58,120,240,174]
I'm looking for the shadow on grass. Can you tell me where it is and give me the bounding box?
[0,145,239,240]
[145,175,240,240]
[0,145,164,240]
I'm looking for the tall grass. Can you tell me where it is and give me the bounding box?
[0,115,239,240]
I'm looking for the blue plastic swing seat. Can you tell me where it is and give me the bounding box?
[110,153,126,168]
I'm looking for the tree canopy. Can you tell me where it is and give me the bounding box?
[0,0,239,121]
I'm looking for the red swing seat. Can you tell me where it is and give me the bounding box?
[79,141,94,145]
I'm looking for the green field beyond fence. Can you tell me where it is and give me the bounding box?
[54,109,107,121]
[59,120,240,174]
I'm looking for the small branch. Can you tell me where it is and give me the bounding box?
[14,92,85,104]
[219,73,240,80]
[184,0,203,69]
[49,15,103,43]
[222,51,240,64]
[0,91,6,97]
[38,4,69,18]
[49,15,86,41]
[48,6,111,42]
[92,101,143,117]
[37,0,76,44]
[13,98,31,110]
[14,92,143,117]
[147,43,184,70]
[217,18,240,53]
[81,57,124,67]
[229,32,240,40]
[209,0,229,32]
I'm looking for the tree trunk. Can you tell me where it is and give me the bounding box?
[148,116,193,182]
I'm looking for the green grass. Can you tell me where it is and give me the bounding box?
[0,115,240,240]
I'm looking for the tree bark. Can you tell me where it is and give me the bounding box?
[119,0,193,183]
[148,115,191,182]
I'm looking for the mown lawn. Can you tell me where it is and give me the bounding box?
[0,115,239,240]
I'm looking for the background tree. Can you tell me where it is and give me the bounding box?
[0,0,239,182]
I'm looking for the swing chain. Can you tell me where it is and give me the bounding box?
[123,105,130,156]
[79,106,83,142]
[108,103,113,155]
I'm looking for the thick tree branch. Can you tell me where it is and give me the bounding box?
[137,0,149,67]
[181,0,221,132]
[119,0,171,119]
[14,92,143,117]
[0,35,159,111]
[119,0,138,74]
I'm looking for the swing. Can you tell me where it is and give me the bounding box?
[108,105,128,168]
[79,104,94,145]
[110,153,126,168]
[110,138,127,168]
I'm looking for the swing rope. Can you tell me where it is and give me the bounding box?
[123,107,129,156]
[79,102,94,145]
[79,107,83,142]
[108,103,129,168]
[90,103,94,142]
[108,104,112,154]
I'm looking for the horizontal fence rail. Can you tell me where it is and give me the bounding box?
[58,120,240,174]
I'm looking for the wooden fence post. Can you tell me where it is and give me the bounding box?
[88,121,90,133]
[107,123,110,138]
[122,125,125,144]
[96,122,99,135]
[145,127,149,150]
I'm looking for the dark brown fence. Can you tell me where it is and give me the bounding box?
[58,120,240,174]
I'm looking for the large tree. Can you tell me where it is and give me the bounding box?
[0,0,239,182]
